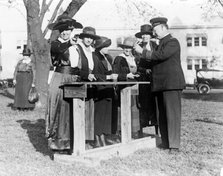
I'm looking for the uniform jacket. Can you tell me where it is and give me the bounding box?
[143,34,185,92]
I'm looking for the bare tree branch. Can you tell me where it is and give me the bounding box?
[63,0,87,17]
[39,0,54,24]
[43,0,64,37]
[39,0,47,23]
[217,0,223,7]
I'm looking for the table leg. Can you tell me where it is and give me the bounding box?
[121,87,132,143]
[73,98,85,156]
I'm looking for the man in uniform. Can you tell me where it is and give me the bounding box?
[140,17,185,151]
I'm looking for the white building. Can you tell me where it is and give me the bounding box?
[170,25,223,85]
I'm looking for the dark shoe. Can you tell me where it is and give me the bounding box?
[157,143,169,150]
[50,154,54,160]
[106,134,120,144]
[169,148,180,154]
[53,149,71,155]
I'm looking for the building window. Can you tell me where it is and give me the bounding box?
[187,59,192,70]
[194,37,200,46]
[187,34,208,47]
[201,37,207,46]
[187,37,192,47]
[202,59,208,69]
[194,59,200,70]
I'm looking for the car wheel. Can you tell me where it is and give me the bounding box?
[198,84,210,94]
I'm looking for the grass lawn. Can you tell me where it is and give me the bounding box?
[0,88,222,176]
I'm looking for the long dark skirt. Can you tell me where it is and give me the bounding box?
[94,87,113,135]
[14,72,35,109]
[94,99,112,135]
[45,72,74,151]
[138,84,157,127]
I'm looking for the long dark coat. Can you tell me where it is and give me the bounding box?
[93,50,114,135]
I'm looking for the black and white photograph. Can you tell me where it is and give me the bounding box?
[0,0,223,175]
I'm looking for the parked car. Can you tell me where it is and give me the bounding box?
[194,69,223,94]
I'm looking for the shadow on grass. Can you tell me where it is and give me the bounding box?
[0,89,14,99]
[195,118,223,126]
[17,119,53,157]
[182,91,223,102]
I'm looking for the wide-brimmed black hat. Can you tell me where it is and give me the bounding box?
[150,17,168,28]
[79,26,100,40]
[94,36,111,49]
[48,15,83,31]
[21,45,32,56]
[118,37,136,49]
[135,24,153,38]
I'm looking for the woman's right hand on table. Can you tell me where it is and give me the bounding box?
[127,73,139,79]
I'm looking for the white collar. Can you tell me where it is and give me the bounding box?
[119,53,131,59]
[58,37,70,43]
[159,33,170,39]
[79,42,94,52]
[22,58,31,64]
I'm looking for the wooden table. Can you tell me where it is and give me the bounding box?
[55,81,156,165]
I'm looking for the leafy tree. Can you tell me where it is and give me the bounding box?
[201,0,223,19]
[114,0,162,29]
[200,0,223,69]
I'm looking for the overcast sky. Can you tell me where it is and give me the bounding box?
[0,0,221,33]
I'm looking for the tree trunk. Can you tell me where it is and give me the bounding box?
[26,0,50,107]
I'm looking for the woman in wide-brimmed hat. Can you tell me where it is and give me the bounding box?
[92,36,119,147]
[134,24,158,136]
[112,37,141,134]
[113,36,139,81]
[71,27,113,145]
[13,45,36,110]
[74,26,105,82]
[46,16,83,155]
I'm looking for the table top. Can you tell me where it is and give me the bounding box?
[62,81,150,86]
